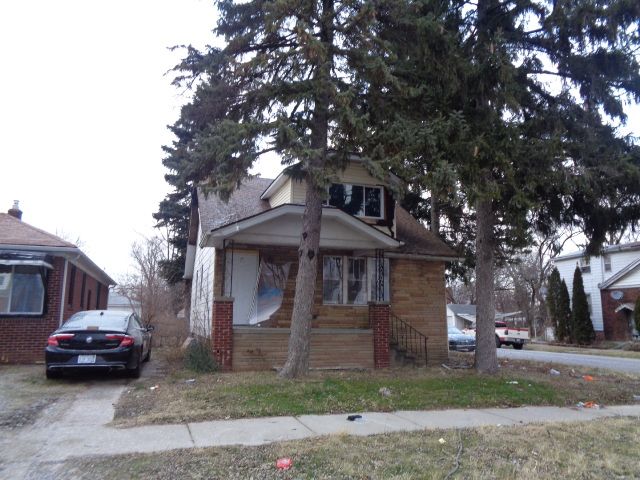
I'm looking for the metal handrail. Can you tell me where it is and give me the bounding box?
[389,312,428,366]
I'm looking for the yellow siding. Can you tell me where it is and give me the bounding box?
[269,177,293,207]
[336,162,383,186]
[290,162,386,204]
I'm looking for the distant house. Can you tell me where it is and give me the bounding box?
[107,289,141,317]
[447,304,524,330]
[553,242,640,340]
[0,202,115,363]
[184,160,459,371]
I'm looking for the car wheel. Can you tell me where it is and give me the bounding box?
[513,343,523,350]
[46,369,62,380]
[143,347,151,363]
[129,354,142,378]
[495,336,501,348]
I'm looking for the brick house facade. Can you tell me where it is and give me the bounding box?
[0,207,114,363]
[185,162,458,371]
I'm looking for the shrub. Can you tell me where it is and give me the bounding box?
[572,265,595,345]
[184,339,218,373]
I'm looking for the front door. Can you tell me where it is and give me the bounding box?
[227,251,259,325]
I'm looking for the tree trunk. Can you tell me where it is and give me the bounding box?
[474,195,499,373]
[279,0,333,379]
[279,182,323,378]
[430,194,440,235]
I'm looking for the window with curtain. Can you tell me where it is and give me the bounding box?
[0,265,46,315]
[323,256,390,305]
[322,256,343,304]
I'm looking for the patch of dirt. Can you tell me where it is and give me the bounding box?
[0,397,58,430]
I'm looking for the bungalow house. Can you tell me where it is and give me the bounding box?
[0,202,115,363]
[184,161,459,371]
[553,242,640,340]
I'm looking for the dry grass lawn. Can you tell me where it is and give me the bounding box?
[68,417,640,479]
[112,351,640,427]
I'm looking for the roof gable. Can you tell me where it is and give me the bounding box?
[599,258,640,289]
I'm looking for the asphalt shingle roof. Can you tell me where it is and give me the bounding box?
[394,206,458,258]
[198,177,273,234]
[197,177,458,259]
[0,213,77,248]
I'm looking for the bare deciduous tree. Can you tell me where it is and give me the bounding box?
[118,236,176,327]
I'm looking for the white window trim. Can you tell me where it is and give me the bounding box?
[325,183,385,220]
[0,265,46,316]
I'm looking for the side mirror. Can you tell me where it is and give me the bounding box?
[146,325,155,332]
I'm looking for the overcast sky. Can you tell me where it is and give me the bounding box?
[1,1,638,281]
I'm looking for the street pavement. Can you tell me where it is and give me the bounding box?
[497,348,640,374]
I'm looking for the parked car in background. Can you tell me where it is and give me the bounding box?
[45,310,153,379]
[448,326,476,352]
[464,321,529,349]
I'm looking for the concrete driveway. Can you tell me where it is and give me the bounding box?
[0,361,162,480]
[497,348,640,374]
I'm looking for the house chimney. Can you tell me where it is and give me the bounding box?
[8,200,22,220]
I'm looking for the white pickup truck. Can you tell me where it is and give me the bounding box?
[464,321,530,349]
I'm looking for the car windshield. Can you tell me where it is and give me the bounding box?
[448,326,463,335]
[60,311,129,332]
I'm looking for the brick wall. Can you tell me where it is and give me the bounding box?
[233,327,374,371]
[0,257,64,363]
[390,258,448,365]
[0,257,110,364]
[369,302,390,368]
[601,287,639,340]
[212,297,234,370]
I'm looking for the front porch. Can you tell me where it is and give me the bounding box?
[200,204,449,372]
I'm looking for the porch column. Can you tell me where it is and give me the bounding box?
[212,296,234,371]
[369,301,390,368]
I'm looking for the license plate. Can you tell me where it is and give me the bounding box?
[77,355,96,364]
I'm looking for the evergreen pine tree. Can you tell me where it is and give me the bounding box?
[556,279,572,343]
[633,296,640,336]
[546,267,561,333]
[572,265,596,345]
[159,0,403,378]
[364,0,640,372]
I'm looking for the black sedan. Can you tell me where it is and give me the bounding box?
[45,310,153,379]
[448,326,476,352]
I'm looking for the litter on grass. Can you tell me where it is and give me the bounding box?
[276,458,293,470]
[506,381,519,385]
[185,379,196,384]
[149,385,159,391]
[549,369,561,376]
[438,438,446,444]
[379,387,392,397]
[576,401,601,409]
[582,375,595,382]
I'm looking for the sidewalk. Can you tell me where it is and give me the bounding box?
[3,382,640,478]
[29,397,640,459]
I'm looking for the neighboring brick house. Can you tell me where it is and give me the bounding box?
[553,242,640,341]
[0,203,115,363]
[184,161,459,371]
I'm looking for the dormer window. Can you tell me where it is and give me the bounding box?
[326,183,384,219]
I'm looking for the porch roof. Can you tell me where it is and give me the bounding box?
[202,204,402,250]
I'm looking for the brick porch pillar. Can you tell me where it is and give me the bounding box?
[369,301,390,368]
[212,296,234,371]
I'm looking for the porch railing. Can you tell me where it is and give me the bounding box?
[390,312,428,366]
